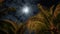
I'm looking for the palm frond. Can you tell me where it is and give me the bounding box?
[0,19,18,34]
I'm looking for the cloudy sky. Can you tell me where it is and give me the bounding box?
[0,0,59,23]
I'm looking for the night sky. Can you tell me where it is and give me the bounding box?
[0,0,59,24]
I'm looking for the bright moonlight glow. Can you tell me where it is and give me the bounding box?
[22,6,29,14]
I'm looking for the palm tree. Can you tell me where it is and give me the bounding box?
[0,19,27,34]
[26,3,60,34]
[0,19,18,34]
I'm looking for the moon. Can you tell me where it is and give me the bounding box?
[22,6,30,14]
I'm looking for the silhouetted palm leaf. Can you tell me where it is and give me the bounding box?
[26,3,60,34]
[0,19,18,34]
